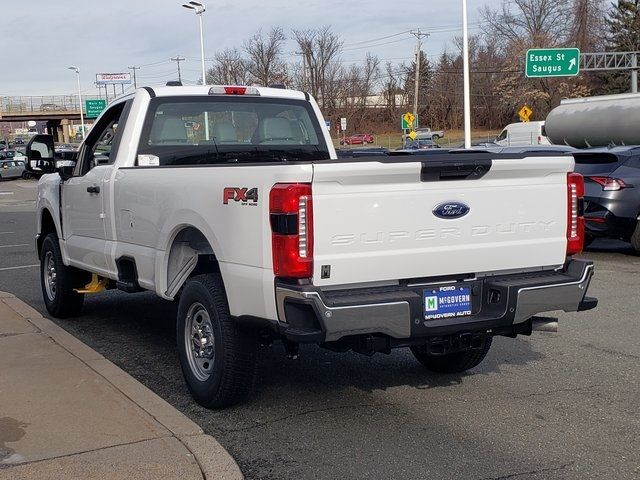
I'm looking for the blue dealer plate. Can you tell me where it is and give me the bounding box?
[423,286,472,320]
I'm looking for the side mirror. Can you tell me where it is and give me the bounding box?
[57,162,76,181]
[26,134,55,174]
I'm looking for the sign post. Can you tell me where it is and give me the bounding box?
[85,99,107,119]
[526,48,580,78]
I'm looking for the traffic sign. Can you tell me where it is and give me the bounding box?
[402,112,419,129]
[340,117,347,131]
[85,99,107,118]
[526,48,580,78]
[518,105,533,122]
[408,131,417,140]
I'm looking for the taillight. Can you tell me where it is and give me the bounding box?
[567,173,585,256]
[269,183,313,278]
[588,176,630,191]
[208,86,260,96]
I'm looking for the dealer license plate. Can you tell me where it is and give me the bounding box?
[423,285,472,320]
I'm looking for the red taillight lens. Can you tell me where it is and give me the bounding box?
[270,183,313,278]
[588,176,629,191]
[567,173,585,256]
[224,86,246,95]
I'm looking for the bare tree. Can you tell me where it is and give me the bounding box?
[293,26,343,108]
[243,27,287,86]
[206,48,252,85]
[481,0,573,50]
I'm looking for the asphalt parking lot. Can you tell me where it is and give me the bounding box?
[1,179,638,479]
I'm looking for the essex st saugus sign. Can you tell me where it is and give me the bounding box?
[525,48,580,78]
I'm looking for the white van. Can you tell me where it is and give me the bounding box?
[494,121,551,146]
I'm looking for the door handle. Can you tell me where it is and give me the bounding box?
[86,185,100,194]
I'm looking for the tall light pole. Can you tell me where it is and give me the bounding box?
[182,1,207,85]
[182,1,209,140]
[462,0,471,149]
[68,66,85,141]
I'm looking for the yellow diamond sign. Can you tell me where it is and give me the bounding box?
[403,112,415,128]
[518,105,533,123]
[408,130,417,140]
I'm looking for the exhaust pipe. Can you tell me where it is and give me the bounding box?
[531,316,558,333]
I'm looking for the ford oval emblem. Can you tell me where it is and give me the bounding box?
[433,202,470,219]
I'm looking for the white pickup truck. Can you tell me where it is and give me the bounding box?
[29,85,597,408]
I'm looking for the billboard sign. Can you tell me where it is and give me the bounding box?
[96,73,132,85]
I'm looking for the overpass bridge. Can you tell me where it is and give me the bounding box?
[0,95,107,142]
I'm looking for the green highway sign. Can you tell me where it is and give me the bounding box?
[525,48,580,78]
[85,99,107,118]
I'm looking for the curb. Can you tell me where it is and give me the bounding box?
[0,292,243,480]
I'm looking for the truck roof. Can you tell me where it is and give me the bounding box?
[147,85,307,101]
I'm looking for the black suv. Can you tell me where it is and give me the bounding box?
[574,146,640,251]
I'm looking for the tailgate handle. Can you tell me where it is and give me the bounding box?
[421,159,492,182]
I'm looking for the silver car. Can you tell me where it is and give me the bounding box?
[0,159,26,180]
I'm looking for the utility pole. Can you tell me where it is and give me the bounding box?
[128,66,140,88]
[410,29,430,127]
[171,56,185,83]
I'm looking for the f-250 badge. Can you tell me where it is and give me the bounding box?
[223,187,258,206]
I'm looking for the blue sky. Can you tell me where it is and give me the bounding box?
[0,0,490,96]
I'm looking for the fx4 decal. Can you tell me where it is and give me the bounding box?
[223,187,259,205]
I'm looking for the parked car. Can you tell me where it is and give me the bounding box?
[401,139,441,150]
[340,133,374,145]
[573,146,640,251]
[0,159,26,180]
[494,121,551,146]
[13,137,25,145]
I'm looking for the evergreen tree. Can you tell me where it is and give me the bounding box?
[602,0,640,93]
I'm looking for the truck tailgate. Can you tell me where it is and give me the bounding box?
[311,155,573,287]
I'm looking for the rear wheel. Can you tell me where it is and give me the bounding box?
[410,336,492,373]
[630,222,640,253]
[177,273,258,408]
[22,171,31,180]
[40,233,85,318]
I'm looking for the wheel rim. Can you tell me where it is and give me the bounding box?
[184,302,216,381]
[43,251,57,301]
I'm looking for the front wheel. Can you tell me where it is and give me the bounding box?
[177,273,258,408]
[40,233,85,318]
[410,336,492,373]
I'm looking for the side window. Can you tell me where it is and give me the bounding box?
[496,129,507,141]
[76,101,130,176]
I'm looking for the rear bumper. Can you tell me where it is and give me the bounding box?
[584,196,638,239]
[275,259,596,343]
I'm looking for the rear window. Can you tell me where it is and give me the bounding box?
[137,96,330,166]
[573,152,626,175]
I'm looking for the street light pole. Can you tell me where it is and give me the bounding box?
[182,1,209,140]
[462,0,471,149]
[68,66,85,141]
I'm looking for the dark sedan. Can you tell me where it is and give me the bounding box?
[573,146,640,251]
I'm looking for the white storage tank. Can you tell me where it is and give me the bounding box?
[545,93,640,148]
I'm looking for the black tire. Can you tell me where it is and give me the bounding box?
[40,233,85,318]
[410,336,492,373]
[22,171,31,180]
[432,135,439,141]
[177,273,258,408]
[630,222,640,253]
